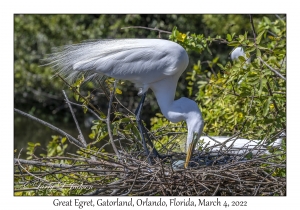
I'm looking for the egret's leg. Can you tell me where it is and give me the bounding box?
[135,92,160,159]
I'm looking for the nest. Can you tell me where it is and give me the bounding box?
[14,141,286,196]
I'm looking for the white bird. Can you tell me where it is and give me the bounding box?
[231,47,251,63]
[230,47,251,85]
[196,136,282,155]
[46,39,204,168]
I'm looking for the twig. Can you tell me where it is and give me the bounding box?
[122,165,141,195]
[62,90,87,147]
[14,158,73,169]
[212,183,220,196]
[107,80,120,159]
[259,57,286,80]
[121,26,171,38]
[14,108,84,148]
[249,15,257,42]
[66,100,105,121]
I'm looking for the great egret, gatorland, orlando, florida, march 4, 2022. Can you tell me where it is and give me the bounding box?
[46,39,204,168]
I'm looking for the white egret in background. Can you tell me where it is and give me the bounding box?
[46,39,204,168]
[230,47,251,85]
[231,47,251,63]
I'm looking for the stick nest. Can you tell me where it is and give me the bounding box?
[14,144,286,196]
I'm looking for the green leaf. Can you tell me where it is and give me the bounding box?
[212,57,219,63]
[263,98,271,116]
[256,49,261,58]
[28,142,35,147]
[258,78,267,96]
[257,45,269,50]
[217,63,224,70]
[245,46,256,53]
[256,30,265,45]
[115,88,122,94]
[226,34,232,41]
[239,35,244,42]
[89,133,95,139]
[74,93,79,101]
[228,41,240,47]
[61,137,67,144]
[57,145,62,152]
[247,42,254,47]
[120,118,130,123]
[238,56,246,62]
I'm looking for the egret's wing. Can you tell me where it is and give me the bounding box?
[44,39,181,83]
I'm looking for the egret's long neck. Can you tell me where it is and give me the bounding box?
[150,76,204,152]
[150,76,184,122]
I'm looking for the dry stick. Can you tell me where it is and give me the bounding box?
[107,80,120,159]
[15,158,73,169]
[62,90,87,147]
[14,108,84,148]
[122,165,141,196]
[212,183,220,196]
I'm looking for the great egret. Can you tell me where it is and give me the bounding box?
[46,39,204,168]
[231,47,250,63]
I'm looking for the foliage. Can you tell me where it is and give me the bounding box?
[151,15,286,177]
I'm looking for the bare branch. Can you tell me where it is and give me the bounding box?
[65,100,106,121]
[107,80,120,159]
[249,14,257,41]
[259,57,286,80]
[63,90,87,147]
[14,108,85,148]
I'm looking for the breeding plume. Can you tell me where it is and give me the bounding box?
[46,39,204,168]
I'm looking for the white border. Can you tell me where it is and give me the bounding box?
[3,0,298,209]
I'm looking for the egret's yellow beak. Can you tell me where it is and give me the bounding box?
[184,134,198,168]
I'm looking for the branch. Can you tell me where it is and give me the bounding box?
[121,26,171,38]
[63,90,87,147]
[14,158,73,169]
[259,57,286,80]
[249,14,257,41]
[107,80,120,159]
[65,100,106,121]
[14,108,85,148]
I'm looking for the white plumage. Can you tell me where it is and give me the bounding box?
[231,47,251,63]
